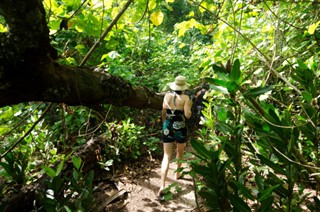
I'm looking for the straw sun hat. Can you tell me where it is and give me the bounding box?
[168,75,190,91]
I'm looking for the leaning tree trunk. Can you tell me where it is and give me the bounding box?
[0,0,163,109]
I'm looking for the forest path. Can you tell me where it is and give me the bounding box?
[94,144,200,212]
[123,144,198,212]
[123,159,197,211]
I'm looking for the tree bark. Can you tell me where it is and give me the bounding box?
[0,0,163,110]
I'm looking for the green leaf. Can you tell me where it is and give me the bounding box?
[257,154,286,175]
[161,1,173,11]
[62,0,81,8]
[226,81,240,93]
[262,123,270,132]
[254,172,265,191]
[190,139,211,161]
[63,206,73,212]
[150,11,164,26]
[308,21,320,35]
[302,91,313,103]
[212,64,227,73]
[198,190,218,204]
[201,193,220,209]
[0,162,15,177]
[205,77,227,87]
[52,176,63,194]
[297,60,309,70]
[72,156,82,170]
[163,192,173,201]
[258,196,274,211]
[230,59,241,82]
[244,85,273,97]
[73,169,79,181]
[148,0,157,10]
[210,84,229,94]
[216,122,234,134]
[229,194,251,211]
[174,167,184,174]
[0,107,14,119]
[231,180,255,200]
[0,125,10,136]
[56,161,64,176]
[192,163,211,177]
[258,185,280,202]
[85,170,94,186]
[42,166,57,178]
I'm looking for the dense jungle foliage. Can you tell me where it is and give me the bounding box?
[0,0,319,211]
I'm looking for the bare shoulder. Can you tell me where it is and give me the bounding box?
[182,93,190,99]
[181,94,190,102]
[164,92,173,99]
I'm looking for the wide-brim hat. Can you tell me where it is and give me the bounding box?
[168,75,190,91]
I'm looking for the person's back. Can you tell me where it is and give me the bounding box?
[162,91,192,120]
[161,90,192,143]
[158,76,192,199]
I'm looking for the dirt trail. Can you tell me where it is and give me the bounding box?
[122,160,197,211]
[97,145,199,212]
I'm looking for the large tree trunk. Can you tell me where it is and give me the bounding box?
[0,0,163,109]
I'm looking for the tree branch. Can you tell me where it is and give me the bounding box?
[262,0,303,30]
[190,0,302,95]
[79,0,134,67]
[0,103,53,160]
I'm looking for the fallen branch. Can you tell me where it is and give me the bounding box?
[95,189,127,211]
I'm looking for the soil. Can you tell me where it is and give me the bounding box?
[91,144,200,212]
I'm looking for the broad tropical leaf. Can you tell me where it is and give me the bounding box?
[150,11,164,26]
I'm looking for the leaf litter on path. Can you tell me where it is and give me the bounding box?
[92,145,199,211]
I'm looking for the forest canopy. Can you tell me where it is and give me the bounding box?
[0,0,319,211]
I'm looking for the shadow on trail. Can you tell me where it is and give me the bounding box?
[122,160,197,212]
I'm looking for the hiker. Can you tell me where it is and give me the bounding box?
[194,82,209,124]
[158,75,193,198]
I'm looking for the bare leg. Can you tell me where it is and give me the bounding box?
[175,142,186,180]
[158,142,174,196]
